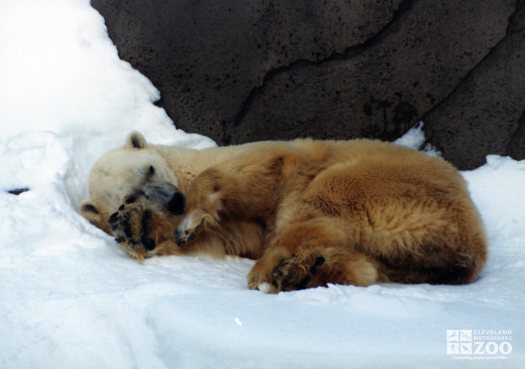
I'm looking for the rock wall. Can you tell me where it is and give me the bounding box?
[92,0,525,169]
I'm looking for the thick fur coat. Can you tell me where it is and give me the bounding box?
[81,132,487,292]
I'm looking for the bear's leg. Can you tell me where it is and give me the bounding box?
[176,147,301,244]
[247,217,382,293]
[109,202,267,260]
[249,247,381,293]
[278,160,487,285]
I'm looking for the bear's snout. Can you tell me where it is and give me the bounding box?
[142,181,185,216]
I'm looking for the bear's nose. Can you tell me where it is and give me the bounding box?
[167,192,185,215]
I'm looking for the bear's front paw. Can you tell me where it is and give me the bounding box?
[174,210,206,245]
[108,203,157,260]
[175,204,222,245]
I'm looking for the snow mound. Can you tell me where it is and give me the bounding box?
[0,1,523,368]
[0,0,214,206]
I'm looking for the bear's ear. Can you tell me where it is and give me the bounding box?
[79,199,102,227]
[125,131,147,149]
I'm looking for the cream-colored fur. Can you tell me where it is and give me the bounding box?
[81,132,487,292]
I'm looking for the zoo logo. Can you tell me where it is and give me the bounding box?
[446,329,512,359]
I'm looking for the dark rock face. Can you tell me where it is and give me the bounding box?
[423,1,525,168]
[92,0,525,169]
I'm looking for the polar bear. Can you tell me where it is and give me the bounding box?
[80,132,487,292]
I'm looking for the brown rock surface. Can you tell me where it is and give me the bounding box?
[92,0,524,169]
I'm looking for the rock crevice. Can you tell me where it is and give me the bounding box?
[232,0,417,133]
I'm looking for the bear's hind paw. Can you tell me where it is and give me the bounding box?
[271,253,326,292]
[247,252,327,293]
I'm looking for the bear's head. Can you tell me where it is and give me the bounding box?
[79,131,185,233]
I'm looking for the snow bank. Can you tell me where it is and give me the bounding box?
[393,121,441,156]
[0,1,523,368]
[0,0,214,205]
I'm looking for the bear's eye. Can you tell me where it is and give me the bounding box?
[147,165,155,180]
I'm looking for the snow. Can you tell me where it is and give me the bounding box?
[0,1,524,368]
[393,121,441,156]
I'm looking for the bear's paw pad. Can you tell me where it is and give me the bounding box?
[108,203,156,252]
